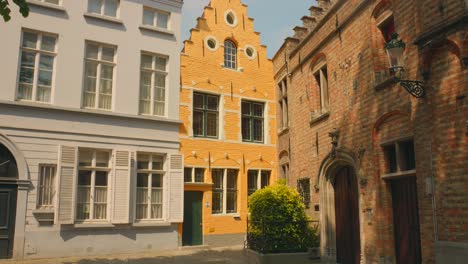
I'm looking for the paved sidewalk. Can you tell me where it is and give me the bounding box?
[0,245,249,264]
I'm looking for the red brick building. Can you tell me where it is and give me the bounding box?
[273,0,467,263]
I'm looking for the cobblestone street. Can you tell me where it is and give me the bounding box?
[0,246,248,264]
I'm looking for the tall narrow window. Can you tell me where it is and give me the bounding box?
[224,40,237,69]
[17,30,57,103]
[313,64,329,113]
[212,168,238,214]
[242,100,264,143]
[247,170,270,196]
[88,0,119,18]
[77,149,110,221]
[278,78,289,129]
[281,163,289,181]
[83,42,115,110]
[297,178,311,209]
[143,8,170,30]
[139,53,167,116]
[193,92,219,138]
[136,153,165,220]
[37,164,56,209]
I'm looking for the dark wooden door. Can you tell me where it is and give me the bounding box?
[183,191,203,246]
[0,185,17,259]
[391,177,422,264]
[334,167,360,264]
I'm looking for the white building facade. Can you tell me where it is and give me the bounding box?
[0,0,184,259]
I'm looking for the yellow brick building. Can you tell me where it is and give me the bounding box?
[179,0,277,246]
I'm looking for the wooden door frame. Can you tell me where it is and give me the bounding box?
[316,149,363,263]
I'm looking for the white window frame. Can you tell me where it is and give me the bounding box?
[312,62,329,113]
[82,42,116,110]
[184,167,205,183]
[135,153,166,221]
[142,7,170,30]
[37,164,56,209]
[212,168,238,215]
[76,149,112,222]
[17,30,57,103]
[247,169,271,196]
[224,40,237,69]
[139,52,168,116]
[87,0,120,18]
[32,0,61,5]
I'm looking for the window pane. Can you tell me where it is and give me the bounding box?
[261,171,270,188]
[38,165,55,207]
[193,111,204,136]
[101,47,114,62]
[19,67,34,84]
[103,0,118,17]
[193,93,204,109]
[39,54,54,70]
[242,101,251,115]
[137,154,150,170]
[253,103,263,117]
[22,32,37,49]
[206,112,218,137]
[86,44,99,59]
[248,170,258,196]
[253,119,264,142]
[96,151,109,167]
[36,86,51,102]
[79,150,93,167]
[143,9,154,26]
[17,84,33,100]
[226,190,236,213]
[141,54,153,69]
[242,117,251,141]
[100,64,113,80]
[152,155,164,170]
[155,57,166,71]
[152,174,162,188]
[88,0,102,13]
[400,140,416,171]
[384,145,397,173]
[137,173,149,187]
[83,91,96,108]
[41,35,56,52]
[227,169,238,189]
[154,73,165,88]
[38,70,52,86]
[155,87,165,101]
[212,169,223,189]
[85,61,98,79]
[184,168,192,182]
[194,168,204,183]
[157,12,169,29]
[212,191,222,214]
[94,171,107,186]
[20,51,35,68]
[206,95,218,110]
[45,0,60,4]
[78,170,92,186]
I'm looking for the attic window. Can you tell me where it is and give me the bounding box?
[244,45,256,60]
[224,10,238,27]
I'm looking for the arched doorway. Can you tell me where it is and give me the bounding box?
[0,143,18,259]
[333,166,360,264]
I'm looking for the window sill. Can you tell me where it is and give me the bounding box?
[27,0,66,12]
[133,221,172,227]
[32,208,54,222]
[220,64,244,72]
[139,25,174,36]
[84,13,124,25]
[309,111,330,125]
[184,182,213,187]
[381,169,416,180]
[73,223,115,229]
[212,213,240,218]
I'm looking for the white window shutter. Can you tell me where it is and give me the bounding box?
[168,154,184,223]
[112,151,132,224]
[57,145,77,224]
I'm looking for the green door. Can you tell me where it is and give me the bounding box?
[183,191,203,246]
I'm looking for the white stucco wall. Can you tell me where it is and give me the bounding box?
[0,0,183,259]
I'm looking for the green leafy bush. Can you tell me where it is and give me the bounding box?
[248,181,319,253]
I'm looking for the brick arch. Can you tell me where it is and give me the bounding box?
[421,38,463,74]
[308,52,326,72]
[371,0,393,20]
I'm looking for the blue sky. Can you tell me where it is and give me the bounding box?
[181,0,316,59]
